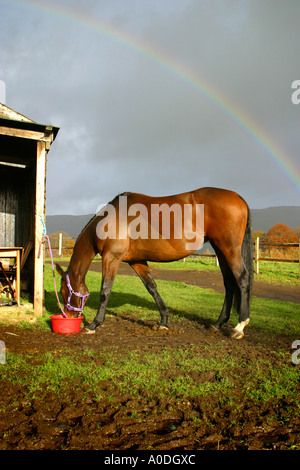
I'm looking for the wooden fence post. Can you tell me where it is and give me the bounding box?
[58,232,62,257]
[255,237,259,274]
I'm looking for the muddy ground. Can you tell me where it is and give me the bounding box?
[0,265,299,451]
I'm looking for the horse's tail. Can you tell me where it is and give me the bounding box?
[234,205,253,314]
[242,206,253,289]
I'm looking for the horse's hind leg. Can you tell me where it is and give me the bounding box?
[212,243,251,339]
[227,254,251,339]
[212,245,236,331]
[231,264,251,339]
[130,261,169,328]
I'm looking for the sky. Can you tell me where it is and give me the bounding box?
[0,0,300,215]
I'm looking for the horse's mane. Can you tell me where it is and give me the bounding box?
[75,214,97,243]
[75,192,131,243]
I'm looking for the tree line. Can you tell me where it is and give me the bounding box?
[253,224,300,257]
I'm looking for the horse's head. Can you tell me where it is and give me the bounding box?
[56,263,90,317]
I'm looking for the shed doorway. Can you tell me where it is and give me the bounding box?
[0,104,59,316]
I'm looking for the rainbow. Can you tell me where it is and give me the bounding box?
[4,0,300,199]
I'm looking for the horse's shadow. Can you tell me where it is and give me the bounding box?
[45,286,217,331]
[86,290,214,330]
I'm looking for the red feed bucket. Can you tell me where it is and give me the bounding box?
[51,315,83,334]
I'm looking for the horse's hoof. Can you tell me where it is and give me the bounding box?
[159,325,169,330]
[81,327,95,335]
[231,329,244,340]
[210,325,220,333]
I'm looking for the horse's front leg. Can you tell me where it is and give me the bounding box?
[83,255,121,334]
[84,278,114,333]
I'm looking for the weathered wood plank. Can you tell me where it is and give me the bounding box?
[0,126,53,142]
[33,141,46,317]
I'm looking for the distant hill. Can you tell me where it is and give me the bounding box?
[46,206,300,238]
[46,214,94,238]
[251,206,300,232]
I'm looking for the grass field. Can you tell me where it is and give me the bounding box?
[148,256,300,286]
[50,254,300,286]
[42,260,300,336]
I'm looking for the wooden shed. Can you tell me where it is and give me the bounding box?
[0,103,59,316]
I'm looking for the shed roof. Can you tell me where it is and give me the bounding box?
[0,102,59,142]
[0,103,35,123]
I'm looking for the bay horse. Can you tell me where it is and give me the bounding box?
[56,187,253,339]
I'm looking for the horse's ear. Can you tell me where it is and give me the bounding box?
[56,263,65,278]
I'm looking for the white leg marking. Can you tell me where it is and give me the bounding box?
[234,319,250,333]
[231,319,250,339]
[81,327,95,335]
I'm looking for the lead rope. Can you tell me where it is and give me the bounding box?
[37,213,67,318]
